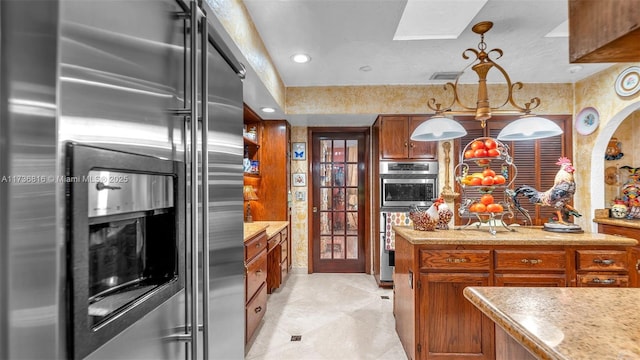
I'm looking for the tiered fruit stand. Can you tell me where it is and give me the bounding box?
[455,137,518,234]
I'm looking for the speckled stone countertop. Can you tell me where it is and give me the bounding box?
[244,221,288,242]
[393,225,638,246]
[464,287,640,360]
[593,217,640,229]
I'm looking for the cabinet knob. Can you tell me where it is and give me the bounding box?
[254,306,262,313]
[593,258,615,266]
[410,142,415,148]
[521,258,542,265]
[590,278,616,285]
[404,141,408,147]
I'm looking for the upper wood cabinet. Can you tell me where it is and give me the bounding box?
[376,115,437,160]
[243,105,291,223]
[569,0,640,62]
[256,120,291,221]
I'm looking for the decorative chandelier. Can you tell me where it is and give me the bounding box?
[411,21,562,142]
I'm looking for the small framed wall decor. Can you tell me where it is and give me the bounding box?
[614,66,640,97]
[293,173,306,187]
[575,106,599,135]
[293,142,306,160]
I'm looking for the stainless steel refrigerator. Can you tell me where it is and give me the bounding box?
[0,0,245,358]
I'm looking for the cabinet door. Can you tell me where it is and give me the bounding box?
[380,116,409,159]
[409,116,437,159]
[419,273,494,360]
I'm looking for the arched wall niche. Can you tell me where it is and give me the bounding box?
[590,101,640,232]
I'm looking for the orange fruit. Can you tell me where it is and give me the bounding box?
[487,203,504,213]
[474,203,487,213]
[470,140,485,150]
[482,168,496,177]
[493,175,506,185]
[469,177,483,186]
[481,176,494,186]
[480,194,494,205]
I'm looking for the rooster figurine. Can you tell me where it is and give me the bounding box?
[510,157,582,229]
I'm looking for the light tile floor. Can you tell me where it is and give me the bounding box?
[245,273,408,360]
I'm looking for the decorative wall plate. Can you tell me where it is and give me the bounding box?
[575,107,599,135]
[615,66,640,97]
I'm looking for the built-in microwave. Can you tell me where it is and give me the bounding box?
[380,161,438,209]
[65,143,185,360]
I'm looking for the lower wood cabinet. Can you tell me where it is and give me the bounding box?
[394,234,634,360]
[266,227,289,293]
[597,222,640,287]
[244,230,267,344]
[420,272,494,360]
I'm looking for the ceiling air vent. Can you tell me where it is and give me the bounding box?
[429,72,462,81]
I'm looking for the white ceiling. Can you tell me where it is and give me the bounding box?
[242,0,613,126]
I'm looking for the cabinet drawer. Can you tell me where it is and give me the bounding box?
[245,232,267,262]
[419,250,491,270]
[246,282,267,342]
[246,250,267,302]
[577,274,629,287]
[495,250,566,271]
[576,250,628,272]
[268,232,280,251]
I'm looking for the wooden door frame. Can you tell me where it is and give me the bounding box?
[307,127,371,274]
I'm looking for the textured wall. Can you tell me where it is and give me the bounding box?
[286,83,572,115]
[206,0,285,108]
[575,63,640,232]
[290,126,309,269]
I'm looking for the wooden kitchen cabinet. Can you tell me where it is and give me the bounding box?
[244,230,267,344]
[569,0,640,63]
[266,226,289,293]
[393,230,635,360]
[420,272,494,360]
[376,115,437,160]
[573,249,630,287]
[596,221,640,287]
[494,250,567,287]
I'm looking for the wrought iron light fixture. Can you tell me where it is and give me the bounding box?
[413,21,562,141]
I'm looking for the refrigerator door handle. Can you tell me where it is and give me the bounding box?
[199,10,210,360]
[188,2,203,358]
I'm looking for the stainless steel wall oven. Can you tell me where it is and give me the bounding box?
[65,143,185,359]
[380,161,438,210]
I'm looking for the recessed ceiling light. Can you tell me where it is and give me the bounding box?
[568,65,583,74]
[261,107,275,113]
[291,53,311,64]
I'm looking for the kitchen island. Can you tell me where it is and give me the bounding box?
[392,226,637,360]
[464,286,640,360]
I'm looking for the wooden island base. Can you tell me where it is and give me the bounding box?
[391,226,637,360]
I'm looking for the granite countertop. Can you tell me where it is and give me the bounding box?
[393,225,638,246]
[464,287,640,360]
[244,221,288,241]
[593,217,640,229]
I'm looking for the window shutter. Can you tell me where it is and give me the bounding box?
[453,116,572,227]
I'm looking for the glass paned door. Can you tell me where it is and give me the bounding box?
[313,132,365,272]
